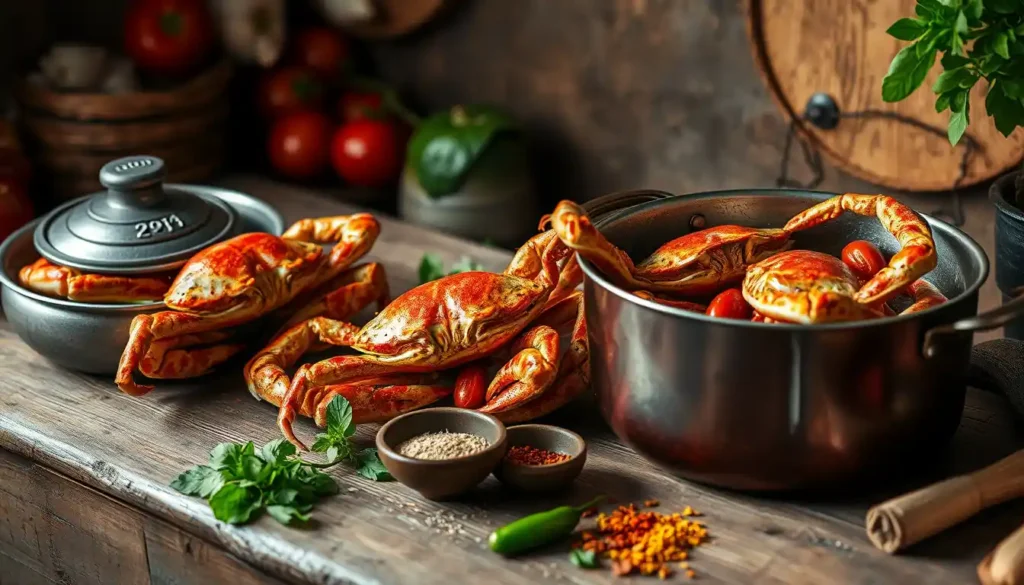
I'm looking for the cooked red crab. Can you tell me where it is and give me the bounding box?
[19,258,175,302]
[114,214,382,396]
[547,199,793,298]
[742,194,943,324]
[270,229,588,449]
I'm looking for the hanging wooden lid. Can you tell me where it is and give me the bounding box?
[746,0,1024,192]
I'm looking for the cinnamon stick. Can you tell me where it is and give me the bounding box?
[979,521,1024,585]
[865,449,1024,553]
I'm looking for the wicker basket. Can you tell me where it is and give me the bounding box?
[13,59,232,205]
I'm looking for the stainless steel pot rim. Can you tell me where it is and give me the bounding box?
[579,187,991,332]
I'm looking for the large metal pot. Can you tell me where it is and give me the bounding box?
[0,184,284,375]
[580,189,1023,491]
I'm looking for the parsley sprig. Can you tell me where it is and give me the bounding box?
[882,0,1024,145]
[170,396,391,526]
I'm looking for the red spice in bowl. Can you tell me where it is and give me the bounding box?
[505,445,572,466]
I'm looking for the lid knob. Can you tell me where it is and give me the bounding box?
[99,155,168,209]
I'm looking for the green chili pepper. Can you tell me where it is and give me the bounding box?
[488,496,604,557]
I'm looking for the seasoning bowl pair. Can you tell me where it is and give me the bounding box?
[376,407,508,500]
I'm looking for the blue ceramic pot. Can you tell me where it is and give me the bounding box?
[991,172,1024,340]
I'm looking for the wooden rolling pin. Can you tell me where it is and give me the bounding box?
[979,522,1024,585]
[865,448,1024,553]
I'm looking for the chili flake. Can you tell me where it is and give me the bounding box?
[644,499,660,508]
[573,503,710,579]
[504,445,571,465]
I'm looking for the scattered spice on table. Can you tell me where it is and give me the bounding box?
[397,431,489,460]
[574,503,710,580]
[504,445,572,465]
[644,499,660,508]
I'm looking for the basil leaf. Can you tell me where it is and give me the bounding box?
[949,104,970,145]
[994,31,1012,59]
[964,0,983,22]
[418,253,447,284]
[569,548,600,569]
[941,54,970,69]
[260,439,296,465]
[986,82,1024,137]
[951,89,968,113]
[208,483,262,524]
[355,448,394,482]
[989,0,1018,13]
[1002,79,1024,99]
[882,44,935,102]
[932,68,973,93]
[887,18,927,40]
[170,465,224,498]
[325,395,355,439]
[267,505,310,526]
[935,92,953,113]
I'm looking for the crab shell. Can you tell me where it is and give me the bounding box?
[347,270,551,369]
[742,250,885,324]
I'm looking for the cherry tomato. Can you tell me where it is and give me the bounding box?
[706,288,753,320]
[289,27,351,80]
[258,66,326,119]
[330,119,406,187]
[267,111,332,180]
[123,0,214,76]
[339,91,385,123]
[454,364,488,409]
[842,240,887,282]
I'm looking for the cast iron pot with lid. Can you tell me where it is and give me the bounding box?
[0,155,285,374]
[577,188,1024,491]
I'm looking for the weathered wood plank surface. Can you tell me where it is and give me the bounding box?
[0,176,1021,585]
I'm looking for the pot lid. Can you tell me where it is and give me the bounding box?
[745,0,1024,192]
[34,155,237,274]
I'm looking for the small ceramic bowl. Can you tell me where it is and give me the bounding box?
[493,424,587,492]
[376,407,507,500]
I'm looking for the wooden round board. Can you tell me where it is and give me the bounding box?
[746,0,1024,192]
[341,0,452,39]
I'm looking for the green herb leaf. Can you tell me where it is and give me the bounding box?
[208,483,262,524]
[951,89,969,113]
[355,448,394,482]
[964,0,983,22]
[949,103,970,145]
[569,548,600,569]
[310,434,333,453]
[241,455,264,482]
[260,439,296,465]
[936,92,953,112]
[887,18,927,40]
[209,443,243,472]
[989,0,1018,14]
[266,505,311,525]
[308,471,340,496]
[941,53,970,69]
[882,44,936,102]
[170,465,225,498]
[932,68,973,93]
[326,395,355,439]
[269,488,299,505]
[986,82,1024,136]
[418,253,447,284]
[995,31,1012,59]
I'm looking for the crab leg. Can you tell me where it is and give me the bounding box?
[282,214,382,276]
[492,294,590,423]
[783,194,937,306]
[478,325,560,413]
[311,378,452,426]
[19,258,172,302]
[274,262,390,333]
[633,290,707,312]
[900,280,948,315]
[137,331,246,379]
[544,200,643,290]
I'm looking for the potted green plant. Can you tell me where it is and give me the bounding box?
[398,104,537,248]
[882,0,1024,339]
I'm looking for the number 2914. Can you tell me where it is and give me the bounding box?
[135,214,185,239]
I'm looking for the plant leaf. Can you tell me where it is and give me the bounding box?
[941,54,970,69]
[325,395,355,438]
[951,89,968,113]
[986,82,1024,136]
[932,68,973,93]
[355,448,394,481]
[241,455,264,482]
[994,31,1011,59]
[964,0,983,21]
[266,505,310,525]
[936,92,953,112]
[260,439,296,465]
[882,44,935,102]
[887,18,928,40]
[989,0,1018,13]
[569,548,600,569]
[208,483,262,524]
[949,104,969,145]
[418,253,447,284]
[208,443,243,472]
[170,465,225,498]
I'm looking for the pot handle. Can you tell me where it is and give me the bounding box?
[582,189,675,220]
[922,287,1024,358]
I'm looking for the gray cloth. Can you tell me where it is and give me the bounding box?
[969,339,1024,418]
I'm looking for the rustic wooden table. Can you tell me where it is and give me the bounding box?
[1,176,1021,585]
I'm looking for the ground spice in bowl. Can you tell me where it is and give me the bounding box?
[505,445,572,466]
[396,431,490,460]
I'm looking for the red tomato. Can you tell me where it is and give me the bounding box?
[339,91,385,123]
[842,240,887,282]
[258,67,326,119]
[330,119,405,187]
[453,364,488,409]
[0,151,34,242]
[290,27,350,80]
[267,111,332,179]
[706,288,753,320]
[123,0,214,76]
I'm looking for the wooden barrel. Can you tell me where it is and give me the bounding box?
[13,59,232,205]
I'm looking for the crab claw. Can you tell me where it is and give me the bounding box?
[313,377,451,426]
[479,325,560,413]
[900,279,947,315]
[548,200,642,290]
[783,194,937,306]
